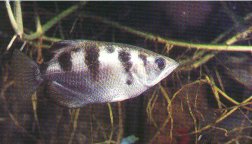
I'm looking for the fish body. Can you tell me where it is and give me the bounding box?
[10,40,178,108]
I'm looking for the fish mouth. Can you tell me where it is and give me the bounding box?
[159,61,179,81]
[170,61,179,71]
[145,60,179,88]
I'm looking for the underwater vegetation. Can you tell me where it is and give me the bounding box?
[0,1,251,144]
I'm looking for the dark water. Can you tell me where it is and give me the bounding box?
[0,2,251,144]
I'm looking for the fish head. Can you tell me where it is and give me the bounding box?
[135,53,179,88]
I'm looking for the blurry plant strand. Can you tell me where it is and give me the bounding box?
[80,14,252,53]
[180,11,252,71]
[0,63,38,142]
[79,13,251,72]
[188,95,252,136]
[5,0,86,41]
[5,0,252,71]
[68,108,80,144]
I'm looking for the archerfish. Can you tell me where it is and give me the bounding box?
[10,40,179,108]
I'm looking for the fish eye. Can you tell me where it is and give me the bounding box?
[155,57,166,70]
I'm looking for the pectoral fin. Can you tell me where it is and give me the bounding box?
[46,81,86,108]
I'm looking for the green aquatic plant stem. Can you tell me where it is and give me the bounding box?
[189,95,252,135]
[24,2,86,40]
[180,12,252,70]
[116,102,123,144]
[68,108,80,144]
[5,0,21,36]
[6,1,86,41]
[226,26,252,45]
[107,103,114,144]
[83,14,252,52]
[14,1,23,35]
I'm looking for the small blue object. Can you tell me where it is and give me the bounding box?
[121,135,139,144]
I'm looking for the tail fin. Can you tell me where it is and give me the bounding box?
[9,49,43,98]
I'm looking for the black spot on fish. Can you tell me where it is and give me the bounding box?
[51,41,74,51]
[126,73,133,85]
[155,57,166,70]
[40,63,49,74]
[72,47,81,52]
[58,51,72,72]
[138,53,147,66]
[119,51,130,62]
[42,49,55,63]
[85,43,100,80]
[124,62,132,72]
[106,45,115,53]
[126,79,132,85]
[43,41,76,63]
[119,51,132,72]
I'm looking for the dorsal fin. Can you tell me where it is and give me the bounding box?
[42,41,77,63]
[50,40,77,52]
[42,49,56,63]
